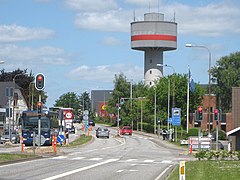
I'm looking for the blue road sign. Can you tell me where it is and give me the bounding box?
[57,134,65,143]
[168,118,172,124]
[172,108,181,126]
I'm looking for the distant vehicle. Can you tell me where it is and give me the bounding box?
[120,126,132,135]
[65,125,75,134]
[96,127,110,138]
[88,119,95,126]
[0,130,20,144]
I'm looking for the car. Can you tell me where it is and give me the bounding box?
[0,130,20,144]
[88,119,95,126]
[120,126,132,135]
[96,127,110,138]
[65,126,75,134]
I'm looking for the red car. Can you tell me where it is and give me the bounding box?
[120,126,132,135]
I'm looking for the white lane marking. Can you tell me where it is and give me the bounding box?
[117,169,138,173]
[51,156,67,160]
[69,137,125,155]
[126,159,137,162]
[0,158,46,168]
[117,170,124,173]
[42,158,119,180]
[89,158,102,161]
[144,160,155,163]
[71,157,85,160]
[154,165,173,180]
[161,160,172,164]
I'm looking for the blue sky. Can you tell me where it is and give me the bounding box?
[0,0,239,108]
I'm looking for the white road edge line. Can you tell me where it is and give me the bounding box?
[42,158,119,180]
[154,165,173,180]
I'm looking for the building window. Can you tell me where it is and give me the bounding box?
[150,70,152,74]
[149,82,152,86]
[150,59,152,63]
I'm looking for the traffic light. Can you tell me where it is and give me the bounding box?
[214,109,219,121]
[35,73,45,91]
[120,98,124,105]
[197,106,203,120]
[38,102,42,114]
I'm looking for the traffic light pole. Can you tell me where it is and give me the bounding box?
[38,94,41,148]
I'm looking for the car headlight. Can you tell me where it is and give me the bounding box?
[1,137,4,140]
[12,137,16,140]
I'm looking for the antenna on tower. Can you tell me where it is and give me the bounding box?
[173,10,176,22]
[133,10,136,21]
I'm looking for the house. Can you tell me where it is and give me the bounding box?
[0,82,28,132]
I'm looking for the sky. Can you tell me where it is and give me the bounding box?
[0,0,239,108]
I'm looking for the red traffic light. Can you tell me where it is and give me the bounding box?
[214,109,219,114]
[197,106,202,112]
[37,102,42,106]
[35,73,45,91]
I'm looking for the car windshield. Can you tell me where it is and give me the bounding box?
[124,127,131,130]
[98,128,108,131]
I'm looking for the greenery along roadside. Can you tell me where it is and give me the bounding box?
[168,160,240,180]
[0,135,93,163]
[0,153,36,163]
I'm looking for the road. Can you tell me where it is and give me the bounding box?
[0,125,192,180]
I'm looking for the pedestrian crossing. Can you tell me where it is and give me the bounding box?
[50,155,176,164]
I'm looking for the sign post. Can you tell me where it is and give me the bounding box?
[179,161,185,180]
[172,108,181,142]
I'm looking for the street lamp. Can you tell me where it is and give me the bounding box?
[138,97,146,132]
[157,64,176,131]
[185,43,211,133]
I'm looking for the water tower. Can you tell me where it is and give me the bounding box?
[131,12,177,86]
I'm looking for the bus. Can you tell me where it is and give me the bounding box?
[20,110,58,146]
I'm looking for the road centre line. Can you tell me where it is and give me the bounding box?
[42,158,119,180]
[68,137,125,156]
[154,165,173,180]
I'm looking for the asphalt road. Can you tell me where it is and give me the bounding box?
[0,124,192,180]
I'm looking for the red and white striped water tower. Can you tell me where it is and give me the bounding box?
[131,12,177,86]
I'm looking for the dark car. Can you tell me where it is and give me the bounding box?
[120,126,132,135]
[65,126,75,134]
[88,119,95,126]
[96,127,110,138]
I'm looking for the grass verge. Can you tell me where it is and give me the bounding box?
[0,153,36,163]
[168,160,240,180]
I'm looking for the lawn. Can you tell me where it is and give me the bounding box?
[168,160,240,180]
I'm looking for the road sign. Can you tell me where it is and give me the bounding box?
[168,118,172,124]
[57,134,65,143]
[172,108,181,126]
[179,161,185,180]
[35,135,46,146]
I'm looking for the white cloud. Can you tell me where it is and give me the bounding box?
[68,64,143,82]
[64,0,118,12]
[68,1,240,36]
[0,44,70,66]
[0,24,54,42]
[74,10,130,32]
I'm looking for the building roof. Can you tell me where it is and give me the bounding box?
[227,127,240,136]
[0,81,20,107]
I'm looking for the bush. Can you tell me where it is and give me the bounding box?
[188,128,199,136]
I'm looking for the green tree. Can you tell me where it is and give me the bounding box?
[54,92,81,116]
[79,91,91,118]
[211,51,240,112]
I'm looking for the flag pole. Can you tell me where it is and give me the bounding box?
[187,66,190,133]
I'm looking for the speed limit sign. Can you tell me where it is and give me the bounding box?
[64,111,73,119]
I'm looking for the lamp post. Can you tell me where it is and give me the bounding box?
[157,64,176,131]
[138,97,146,132]
[186,44,211,133]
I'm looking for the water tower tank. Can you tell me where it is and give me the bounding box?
[131,12,177,86]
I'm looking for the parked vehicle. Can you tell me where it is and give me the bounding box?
[120,126,132,135]
[0,130,20,144]
[88,119,95,126]
[65,125,75,134]
[96,127,110,138]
